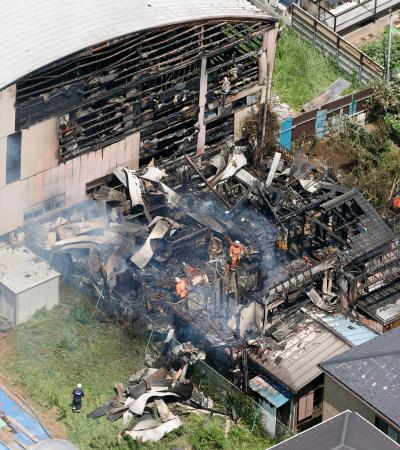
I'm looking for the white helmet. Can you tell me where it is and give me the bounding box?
[234,240,240,245]
[175,277,181,283]
[77,383,82,388]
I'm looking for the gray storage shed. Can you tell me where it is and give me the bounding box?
[0,244,60,325]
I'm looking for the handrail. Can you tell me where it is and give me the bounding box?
[308,0,398,33]
[292,4,384,77]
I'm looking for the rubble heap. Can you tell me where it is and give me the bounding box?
[87,340,229,443]
[23,138,400,422]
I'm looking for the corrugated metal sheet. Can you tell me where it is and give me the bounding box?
[249,376,291,408]
[0,0,273,89]
[315,313,378,346]
[30,440,79,450]
[250,320,350,392]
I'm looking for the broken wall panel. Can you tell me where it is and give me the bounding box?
[14,20,274,163]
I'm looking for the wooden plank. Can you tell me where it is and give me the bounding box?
[5,416,40,443]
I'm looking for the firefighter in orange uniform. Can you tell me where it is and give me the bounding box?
[175,277,188,300]
[393,191,400,209]
[228,240,244,271]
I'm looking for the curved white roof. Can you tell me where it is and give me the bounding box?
[0,0,273,90]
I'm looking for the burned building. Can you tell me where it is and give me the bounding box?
[20,136,399,435]
[2,0,399,440]
[0,0,278,236]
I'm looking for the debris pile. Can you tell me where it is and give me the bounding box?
[26,144,279,328]
[87,341,227,443]
[23,135,400,433]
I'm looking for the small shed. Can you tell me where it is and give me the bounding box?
[0,244,60,325]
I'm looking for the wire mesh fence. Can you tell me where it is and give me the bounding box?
[52,256,294,441]
[110,288,294,442]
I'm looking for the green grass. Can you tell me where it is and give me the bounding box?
[2,283,275,449]
[273,28,360,110]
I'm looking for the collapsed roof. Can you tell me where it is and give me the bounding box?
[23,140,399,411]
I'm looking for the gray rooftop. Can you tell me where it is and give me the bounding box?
[320,328,400,427]
[0,0,274,89]
[249,315,350,392]
[0,245,59,294]
[270,411,400,450]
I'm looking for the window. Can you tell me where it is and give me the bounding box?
[375,416,400,443]
[6,131,22,184]
[298,392,314,422]
[24,195,65,221]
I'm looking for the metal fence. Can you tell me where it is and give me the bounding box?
[292,4,384,84]
[42,250,295,442]
[279,87,372,150]
[111,285,294,441]
[313,0,399,34]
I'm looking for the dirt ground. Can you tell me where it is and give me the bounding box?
[345,12,400,46]
[0,330,67,439]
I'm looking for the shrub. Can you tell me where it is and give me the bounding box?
[189,421,225,450]
[362,27,400,78]
[384,112,400,140]
[366,80,400,120]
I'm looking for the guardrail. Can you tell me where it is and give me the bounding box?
[313,0,400,34]
[292,4,385,84]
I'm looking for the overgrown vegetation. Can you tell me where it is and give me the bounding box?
[242,103,280,161]
[312,81,400,215]
[273,27,360,110]
[1,283,275,449]
[361,27,400,77]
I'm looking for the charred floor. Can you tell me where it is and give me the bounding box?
[21,132,400,433]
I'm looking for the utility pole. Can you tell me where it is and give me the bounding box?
[387,1,393,81]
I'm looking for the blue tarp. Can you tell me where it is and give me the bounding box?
[279,117,293,150]
[249,376,291,408]
[315,109,328,139]
[0,388,49,449]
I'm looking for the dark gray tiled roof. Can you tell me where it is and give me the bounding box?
[320,328,400,427]
[270,411,400,450]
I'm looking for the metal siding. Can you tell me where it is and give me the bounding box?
[1,284,16,323]
[38,283,47,312]
[16,289,31,325]
[45,277,60,310]
[315,109,328,140]
[15,277,59,325]
[279,118,293,150]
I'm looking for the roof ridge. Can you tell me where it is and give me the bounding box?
[322,348,400,366]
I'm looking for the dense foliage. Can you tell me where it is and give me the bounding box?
[322,81,400,213]
[362,27,400,78]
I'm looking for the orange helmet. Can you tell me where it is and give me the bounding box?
[393,196,400,209]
